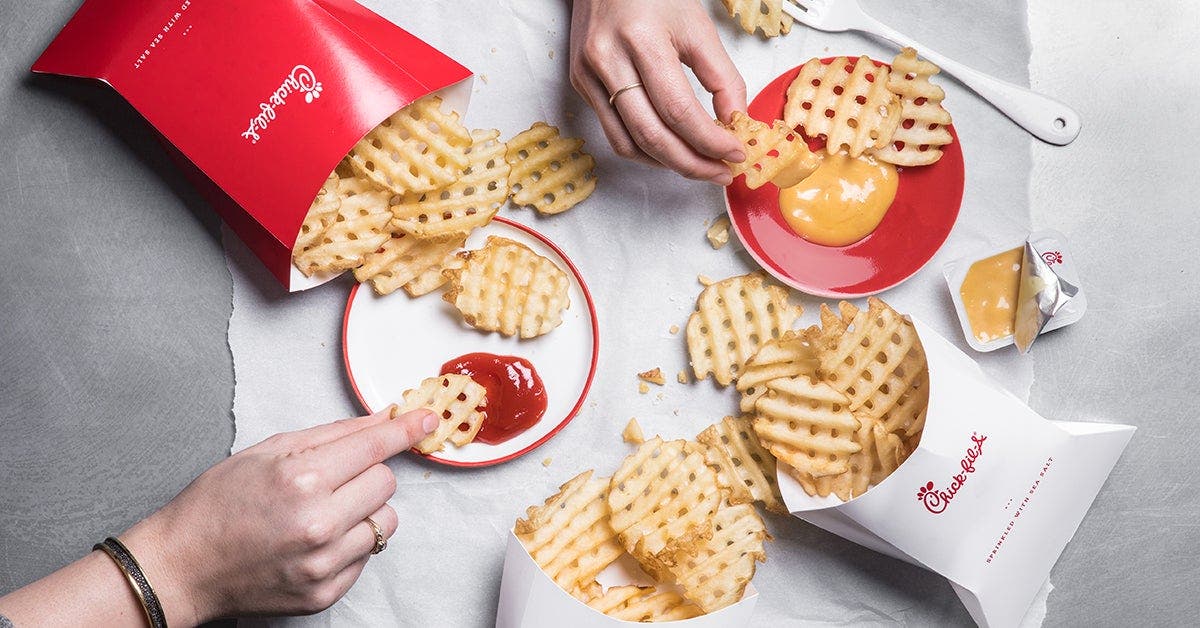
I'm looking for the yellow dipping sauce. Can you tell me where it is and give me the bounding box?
[778,152,898,247]
[960,247,1024,343]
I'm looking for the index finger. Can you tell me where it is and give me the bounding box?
[283,404,397,451]
[313,408,437,487]
[629,44,744,162]
[679,21,747,123]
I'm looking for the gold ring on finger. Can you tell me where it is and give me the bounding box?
[608,82,644,106]
[365,516,387,555]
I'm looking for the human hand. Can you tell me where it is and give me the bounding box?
[569,0,747,185]
[119,406,437,624]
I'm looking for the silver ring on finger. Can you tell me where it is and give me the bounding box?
[364,517,387,555]
[608,82,644,106]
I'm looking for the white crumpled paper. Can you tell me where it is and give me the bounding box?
[227,0,1049,625]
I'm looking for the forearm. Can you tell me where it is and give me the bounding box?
[0,550,147,627]
[0,517,208,628]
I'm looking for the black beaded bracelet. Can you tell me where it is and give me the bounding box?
[94,537,168,628]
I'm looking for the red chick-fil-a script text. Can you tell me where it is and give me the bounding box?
[916,433,987,514]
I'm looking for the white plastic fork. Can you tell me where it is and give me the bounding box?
[783,0,1081,145]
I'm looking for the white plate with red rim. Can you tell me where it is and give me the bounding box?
[341,217,599,467]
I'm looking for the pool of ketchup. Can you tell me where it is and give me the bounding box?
[439,352,547,445]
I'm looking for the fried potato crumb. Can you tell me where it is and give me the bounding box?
[542,457,553,467]
[623,418,645,445]
[669,324,680,335]
[637,368,666,386]
[677,370,690,384]
[707,216,731,249]
[698,274,715,286]
[638,381,650,394]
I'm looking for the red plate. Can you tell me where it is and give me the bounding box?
[725,58,965,298]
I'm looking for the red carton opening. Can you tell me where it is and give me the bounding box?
[33,0,473,290]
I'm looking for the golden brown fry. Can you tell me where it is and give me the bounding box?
[292,175,392,276]
[784,56,901,157]
[736,329,821,413]
[723,112,820,189]
[515,470,624,598]
[686,273,803,386]
[720,0,792,38]
[400,374,487,453]
[401,247,465,297]
[443,236,571,338]
[874,47,954,166]
[506,122,596,215]
[753,375,862,478]
[665,503,768,612]
[344,95,472,194]
[353,232,464,296]
[607,438,724,575]
[696,416,786,514]
[390,128,509,237]
[584,584,704,622]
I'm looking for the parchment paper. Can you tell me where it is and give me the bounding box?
[227,1,1047,625]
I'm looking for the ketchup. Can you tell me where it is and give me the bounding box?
[440,353,547,445]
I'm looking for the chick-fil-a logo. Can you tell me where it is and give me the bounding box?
[916,433,987,514]
[1041,250,1064,266]
[241,65,323,144]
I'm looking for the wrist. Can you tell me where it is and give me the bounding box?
[122,508,222,626]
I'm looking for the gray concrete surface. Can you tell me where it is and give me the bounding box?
[1,1,1197,626]
[0,0,234,598]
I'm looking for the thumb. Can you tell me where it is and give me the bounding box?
[391,407,441,446]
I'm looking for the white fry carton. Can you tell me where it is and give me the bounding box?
[780,319,1134,627]
[495,531,758,627]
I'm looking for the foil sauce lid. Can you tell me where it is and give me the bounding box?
[1013,239,1080,354]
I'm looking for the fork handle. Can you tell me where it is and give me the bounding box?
[857,15,1081,145]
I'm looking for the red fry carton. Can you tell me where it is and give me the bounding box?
[33,0,472,291]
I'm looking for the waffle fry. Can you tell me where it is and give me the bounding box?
[293,173,341,256]
[736,329,821,413]
[292,176,393,276]
[585,585,704,622]
[723,112,820,190]
[345,95,472,195]
[515,470,625,598]
[391,128,509,237]
[874,48,954,167]
[607,438,725,571]
[813,299,928,421]
[753,376,862,478]
[720,0,792,38]
[666,503,768,612]
[871,420,909,486]
[400,374,487,453]
[506,122,596,215]
[696,416,786,514]
[686,273,803,386]
[401,248,465,297]
[443,236,571,338]
[789,414,878,501]
[353,233,465,296]
[878,368,928,439]
[784,56,901,157]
